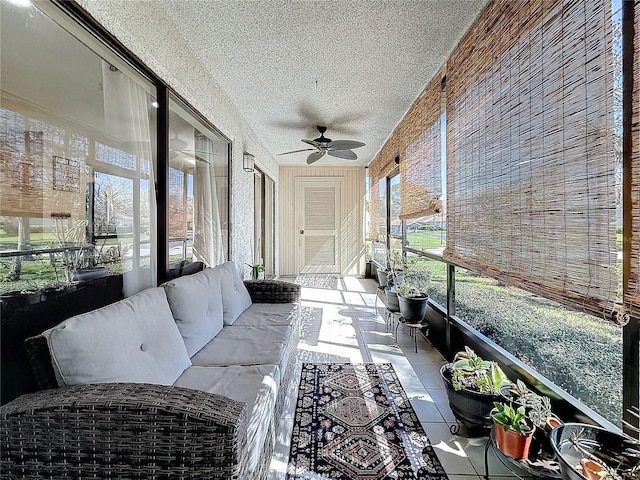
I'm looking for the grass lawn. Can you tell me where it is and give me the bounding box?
[406,232,446,250]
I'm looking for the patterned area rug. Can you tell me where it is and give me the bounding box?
[287,363,448,480]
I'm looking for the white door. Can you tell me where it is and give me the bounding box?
[295,178,343,273]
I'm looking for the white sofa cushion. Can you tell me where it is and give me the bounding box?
[215,261,252,325]
[233,302,299,328]
[174,364,280,473]
[163,268,224,356]
[42,287,191,386]
[190,325,293,374]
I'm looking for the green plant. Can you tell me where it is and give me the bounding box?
[450,346,509,394]
[491,402,532,435]
[398,256,431,298]
[504,379,552,428]
[528,396,552,429]
[246,263,265,280]
[387,250,404,288]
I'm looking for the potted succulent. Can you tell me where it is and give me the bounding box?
[491,402,535,460]
[501,380,555,429]
[397,256,430,324]
[500,379,557,457]
[440,347,510,433]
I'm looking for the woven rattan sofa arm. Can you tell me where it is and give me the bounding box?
[1,383,249,479]
[244,280,301,303]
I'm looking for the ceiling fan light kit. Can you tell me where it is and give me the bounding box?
[278,125,365,165]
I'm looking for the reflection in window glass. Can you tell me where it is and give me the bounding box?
[0,1,157,297]
[168,98,229,268]
[371,241,386,267]
[406,212,446,253]
[455,266,623,425]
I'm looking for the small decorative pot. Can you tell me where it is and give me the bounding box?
[544,416,562,432]
[580,458,607,480]
[494,422,534,460]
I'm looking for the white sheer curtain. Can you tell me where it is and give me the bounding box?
[193,130,224,266]
[101,62,157,296]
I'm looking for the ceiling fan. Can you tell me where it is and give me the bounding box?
[277,126,365,164]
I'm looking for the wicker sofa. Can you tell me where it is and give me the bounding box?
[0,262,301,480]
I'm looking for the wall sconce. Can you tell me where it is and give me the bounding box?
[243,152,255,172]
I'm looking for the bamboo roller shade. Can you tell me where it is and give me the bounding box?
[443,0,620,322]
[625,0,640,318]
[400,74,444,220]
[367,176,387,242]
[368,68,446,238]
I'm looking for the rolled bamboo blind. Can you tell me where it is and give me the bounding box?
[368,127,396,242]
[444,0,620,321]
[368,174,380,241]
[625,0,640,317]
[399,75,443,220]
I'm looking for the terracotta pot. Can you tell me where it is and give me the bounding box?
[544,416,562,432]
[494,422,534,460]
[580,458,607,480]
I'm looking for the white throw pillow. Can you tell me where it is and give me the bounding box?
[42,287,191,387]
[163,269,224,356]
[215,261,253,325]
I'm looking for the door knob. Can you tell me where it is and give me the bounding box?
[300,230,304,234]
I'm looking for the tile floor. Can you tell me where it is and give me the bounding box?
[268,276,531,480]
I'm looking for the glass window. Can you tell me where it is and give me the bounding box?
[168,97,229,268]
[455,266,623,425]
[389,174,401,237]
[0,1,157,297]
[264,174,275,278]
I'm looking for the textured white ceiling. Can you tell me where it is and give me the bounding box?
[160,0,487,166]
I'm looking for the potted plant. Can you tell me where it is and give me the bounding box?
[440,347,510,433]
[491,402,535,460]
[246,263,265,280]
[500,379,557,450]
[384,250,404,312]
[397,256,430,324]
[364,241,372,279]
[550,422,640,480]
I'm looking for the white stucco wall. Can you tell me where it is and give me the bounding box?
[74,0,280,277]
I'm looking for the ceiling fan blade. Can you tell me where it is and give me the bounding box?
[329,140,365,150]
[328,149,357,160]
[277,148,315,156]
[307,151,326,164]
[302,139,321,147]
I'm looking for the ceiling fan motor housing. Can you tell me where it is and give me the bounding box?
[314,126,331,144]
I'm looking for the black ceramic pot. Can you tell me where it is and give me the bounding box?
[398,294,428,324]
[440,364,503,432]
[72,266,109,282]
[377,268,389,287]
[385,288,400,312]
